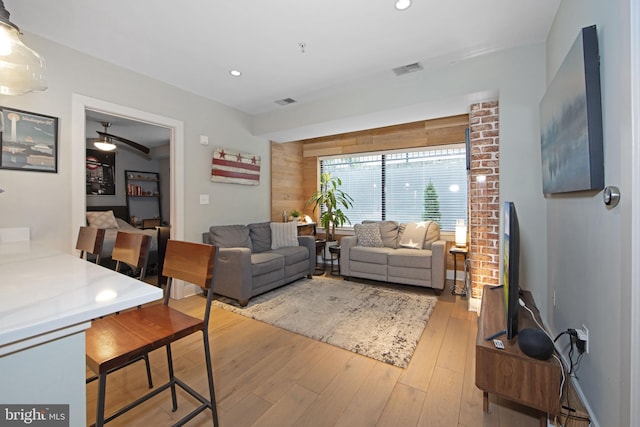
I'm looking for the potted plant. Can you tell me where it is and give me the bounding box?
[290,209,301,222]
[306,172,354,242]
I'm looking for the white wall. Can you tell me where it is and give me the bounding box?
[0,34,271,252]
[545,1,632,425]
[252,44,550,316]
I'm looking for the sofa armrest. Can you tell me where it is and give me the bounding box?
[430,240,446,290]
[213,247,253,302]
[340,236,358,277]
[297,235,315,276]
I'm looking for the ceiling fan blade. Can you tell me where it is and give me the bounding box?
[97,131,150,155]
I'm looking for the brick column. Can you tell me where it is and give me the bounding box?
[468,101,500,298]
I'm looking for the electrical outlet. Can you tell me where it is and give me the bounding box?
[576,324,589,354]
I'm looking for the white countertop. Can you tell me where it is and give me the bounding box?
[0,241,163,355]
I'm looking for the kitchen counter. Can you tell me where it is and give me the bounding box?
[0,240,162,425]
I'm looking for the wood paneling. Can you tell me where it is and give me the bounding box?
[271,141,305,222]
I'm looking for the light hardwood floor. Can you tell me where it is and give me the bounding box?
[86,276,544,426]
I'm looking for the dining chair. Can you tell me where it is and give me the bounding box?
[111,231,151,280]
[76,226,105,264]
[86,240,220,427]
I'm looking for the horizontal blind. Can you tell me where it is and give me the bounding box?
[320,146,467,231]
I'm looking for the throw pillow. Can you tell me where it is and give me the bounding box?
[270,222,298,249]
[354,223,383,247]
[399,222,429,249]
[86,210,119,229]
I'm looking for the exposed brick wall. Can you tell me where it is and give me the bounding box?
[469,101,500,298]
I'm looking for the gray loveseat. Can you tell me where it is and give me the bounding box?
[202,221,315,306]
[340,220,446,294]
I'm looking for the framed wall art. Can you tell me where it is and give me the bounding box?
[86,148,116,195]
[0,107,59,173]
[539,25,604,195]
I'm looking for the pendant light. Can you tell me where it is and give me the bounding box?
[0,0,47,95]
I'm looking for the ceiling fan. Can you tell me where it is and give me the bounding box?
[92,122,150,155]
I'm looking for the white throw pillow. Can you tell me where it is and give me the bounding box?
[86,210,119,229]
[399,222,429,249]
[270,222,298,249]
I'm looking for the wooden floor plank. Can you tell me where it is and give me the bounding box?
[251,384,318,427]
[417,366,464,427]
[376,383,426,427]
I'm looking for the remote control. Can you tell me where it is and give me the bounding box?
[493,339,505,349]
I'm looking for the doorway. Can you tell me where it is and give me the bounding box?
[71,94,188,298]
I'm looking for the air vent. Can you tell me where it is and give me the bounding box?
[392,62,423,76]
[275,98,297,106]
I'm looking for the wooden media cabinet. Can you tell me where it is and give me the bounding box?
[475,285,590,426]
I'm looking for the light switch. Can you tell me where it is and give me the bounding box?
[200,194,209,205]
[200,135,209,145]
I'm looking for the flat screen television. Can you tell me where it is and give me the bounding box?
[486,201,520,341]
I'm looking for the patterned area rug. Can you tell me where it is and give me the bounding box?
[212,277,437,368]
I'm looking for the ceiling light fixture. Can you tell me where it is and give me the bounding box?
[94,122,117,151]
[394,0,411,11]
[229,70,242,77]
[0,0,47,95]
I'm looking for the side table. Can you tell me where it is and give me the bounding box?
[328,245,341,276]
[449,246,469,296]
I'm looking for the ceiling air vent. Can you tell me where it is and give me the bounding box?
[392,62,423,76]
[275,97,297,106]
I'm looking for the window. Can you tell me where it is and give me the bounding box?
[320,145,467,231]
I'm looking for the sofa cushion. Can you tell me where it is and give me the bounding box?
[354,223,383,247]
[363,220,399,248]
[422,221,440,249]
[388,248,433,269]
[271,245,309,266]
[249,221,272,253]
[399,222,428,249]
[350,246,395,265]
[270,222,298,249]
[251,252,285,276]
[209,224,252,250]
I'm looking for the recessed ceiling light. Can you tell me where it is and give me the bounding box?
[395,0,411,10]
[229,70,242,77]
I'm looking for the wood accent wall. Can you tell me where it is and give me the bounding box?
[270,140,305,221]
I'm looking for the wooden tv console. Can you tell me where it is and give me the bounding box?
[476,285,562,424]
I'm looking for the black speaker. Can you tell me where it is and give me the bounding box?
[517,328,554,360]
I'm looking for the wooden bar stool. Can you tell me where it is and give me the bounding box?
[86,240,220,427]
[76,226,105,264]
[112,231,152,280]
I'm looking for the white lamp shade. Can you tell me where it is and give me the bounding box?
[0,25,47,95]
[455,219,467,247]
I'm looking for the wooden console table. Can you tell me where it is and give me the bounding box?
[476,285,562,425]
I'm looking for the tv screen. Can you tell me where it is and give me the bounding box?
[503,201,520,340]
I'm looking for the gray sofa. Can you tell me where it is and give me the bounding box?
[340,220,446,294]
[202,221,315,306]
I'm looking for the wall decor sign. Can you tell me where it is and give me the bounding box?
[0,107,59,173]
[539,25,604,195]
[86,148,116,195]
[211,146,261,185]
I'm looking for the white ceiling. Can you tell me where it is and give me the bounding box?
[8,0,560,116]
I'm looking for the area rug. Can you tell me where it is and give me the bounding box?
[212,278,437,368]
